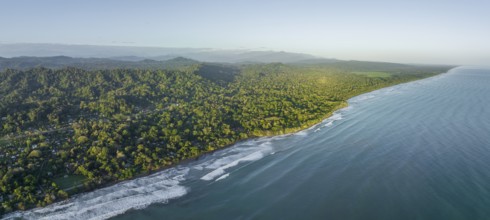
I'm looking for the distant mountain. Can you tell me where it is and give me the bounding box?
[0,56,200,71]
[0,43,200,58]
[289,58,340,65]
[0,43,321,63]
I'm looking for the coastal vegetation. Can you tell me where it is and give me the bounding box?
[0,59,452,215]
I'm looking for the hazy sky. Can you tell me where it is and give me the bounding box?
[1,0,489,65]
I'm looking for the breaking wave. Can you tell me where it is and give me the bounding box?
[199,142,273,181]
[3,168,190,220]
[215,173,230,182]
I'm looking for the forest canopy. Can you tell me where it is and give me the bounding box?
[0,59,453,215]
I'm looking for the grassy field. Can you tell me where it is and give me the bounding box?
[352,71,391,78]
[0,138,10,147]
[54,175,87,192]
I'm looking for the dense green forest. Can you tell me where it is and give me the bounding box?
[0,60,452,215]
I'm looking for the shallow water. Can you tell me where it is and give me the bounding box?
[6,66,490,220]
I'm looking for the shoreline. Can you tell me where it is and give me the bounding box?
[3,70,453,217]
[4,101,351,219]
[56,100,349,195]
[168,70,453,171]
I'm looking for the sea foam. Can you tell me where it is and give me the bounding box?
[215,173,230,181]
[3,168,190,220]
[199,142,273,181]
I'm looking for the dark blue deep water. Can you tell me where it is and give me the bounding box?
[6,67,490,220]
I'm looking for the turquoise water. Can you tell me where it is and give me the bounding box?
[6,67,490,220]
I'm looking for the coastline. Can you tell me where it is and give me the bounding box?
[3,70,452,217]
[52,100,349,195]
[182,70,453,166]
[4,101,351,219]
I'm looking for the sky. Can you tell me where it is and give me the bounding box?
[1,0,489,65]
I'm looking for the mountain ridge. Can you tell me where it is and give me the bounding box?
[0,43,328,64]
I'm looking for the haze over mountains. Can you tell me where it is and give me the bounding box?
[1,43,456,75]
[0,43,338,64]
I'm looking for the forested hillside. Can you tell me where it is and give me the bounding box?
[0,61,452,215]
